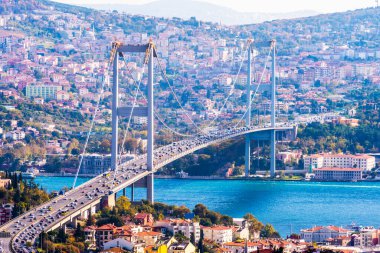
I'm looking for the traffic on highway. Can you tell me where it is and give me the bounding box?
[0,124,295,253]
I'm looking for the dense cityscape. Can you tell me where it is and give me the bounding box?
[0,0,379,252]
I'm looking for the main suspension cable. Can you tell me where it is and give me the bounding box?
[232,46,273,128]
[121,55,194,138]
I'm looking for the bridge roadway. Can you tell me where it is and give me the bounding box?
[0,124,295,253]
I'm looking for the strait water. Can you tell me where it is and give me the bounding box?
[34,177,380,237]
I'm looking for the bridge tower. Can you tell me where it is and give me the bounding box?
[245,41,252,177]
[244,39,277,178]
[111,42,156,203]
[270,40,276,177]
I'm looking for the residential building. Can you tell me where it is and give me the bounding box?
[84,225,97,246]
[203,226,233,244]
[354,228,380,247]
[155,219,201,243]
[135,213,154,226]
[96,224,117,248]
[33,97,44,104]
[55,90,70,101]
[133,116,148,125]
[223,241,260,253]
[276,151,302,164]
[300,226,352,242]
[5,130,25,140]
[0,178,11,188]
[169,242,196,253]
[133,231,162,246]
[81,154,134,175]
[0,204,13,225]
[103,238,134,251]
[25,85,62,99]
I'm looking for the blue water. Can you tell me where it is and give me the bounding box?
[34,177,380,237]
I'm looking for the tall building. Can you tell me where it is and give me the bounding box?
[25,85,62,99]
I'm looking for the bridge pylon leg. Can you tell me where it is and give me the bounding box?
[147,41,154,204]
[270,130,276,177]
[111,51,119,171]
[147,173,154,203]
[245,135,250,177]
[131,183,135,202]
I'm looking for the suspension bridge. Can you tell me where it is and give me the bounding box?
[1,39,300,252]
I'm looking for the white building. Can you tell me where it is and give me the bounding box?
[154,219,201,242]
[304,154,375,171]
[203,226,233,244]
[133,116,148,125]
[103,238,144,253]
[300,226,352,243]
[354,228,380,248]
[223,242,259,253]
[5,130,25,141]
[313,168,362,181]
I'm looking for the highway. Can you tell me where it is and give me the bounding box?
[0,124,295,253]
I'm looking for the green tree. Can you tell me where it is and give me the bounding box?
[244,213,264,238]
[57,228,68,243]
[261,224,280,238]
[193,204,207,217]
[198,229,204,253]
[115,196,131,214]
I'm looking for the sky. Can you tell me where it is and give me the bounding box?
[54,0,376,13]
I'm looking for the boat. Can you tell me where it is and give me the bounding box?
[21,168,39,179]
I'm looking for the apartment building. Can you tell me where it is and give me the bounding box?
[154,219,201,243]
[96,224,117,248]
[25,85,62,99]
[203,226,233,244]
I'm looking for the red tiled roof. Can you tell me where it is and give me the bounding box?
[96,224,117,231]
[223,242,260,247]
[136,231,162,237]
[203,226,232,231]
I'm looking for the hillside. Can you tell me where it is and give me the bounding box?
[86,0,319,25]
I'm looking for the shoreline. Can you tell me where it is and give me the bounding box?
[35,173,380,182]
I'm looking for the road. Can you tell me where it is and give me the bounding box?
[0,124,295,253]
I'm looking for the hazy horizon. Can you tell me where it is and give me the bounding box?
[54,0,375,14]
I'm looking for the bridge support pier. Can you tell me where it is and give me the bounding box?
[122,188,126,197]
[101,193,116,209]
[270,130,276,177]
[245,135,250,177]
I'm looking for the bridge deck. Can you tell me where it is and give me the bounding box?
[0,124,295,252]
